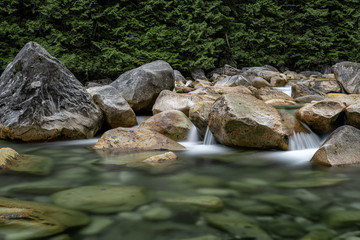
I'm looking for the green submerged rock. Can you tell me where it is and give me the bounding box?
[275,178,348,188]
[141,206,173,221]
[79,216,114,235]
[1,180,70,196]
[51,185,150,213]
[179,235,220,240]
[0,197,89,240]
[299,230,336,240]
[325,210,360,228]
[164,195,223,212]
[204,210,272,240]
[0,147,53,175]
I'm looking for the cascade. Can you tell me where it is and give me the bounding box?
[289,122,321,150]
[203,126,216,145]
[132,116,148,128]
[272,85,292,97]
[187,125,200,142]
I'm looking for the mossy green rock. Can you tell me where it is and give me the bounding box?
[52,185,150,213]
[164,195,223,212]
[141,206,173,221]
[204,210,272,240]
[326,210,360,228]
[0,197,89,240]
[180,235,220,240]
[299,230,336,240]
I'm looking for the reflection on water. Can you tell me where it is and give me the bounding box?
[0,139,359,240]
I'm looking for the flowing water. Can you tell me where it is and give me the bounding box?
[1,131,360,239]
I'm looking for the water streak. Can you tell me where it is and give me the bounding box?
[203,126,216,145]
[187,125,200,142]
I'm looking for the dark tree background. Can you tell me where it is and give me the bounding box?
[1,0,359,81]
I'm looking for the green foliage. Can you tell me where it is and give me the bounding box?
[0,0,359,81]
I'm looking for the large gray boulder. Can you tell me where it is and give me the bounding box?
[110,60,175,111]
[0,42,103,142]
[346,103,360,129]
[208,94,289,150]
[311,125,360,166]
[214,75,251,87]
[333,61,360,94]
[87,85,137,128]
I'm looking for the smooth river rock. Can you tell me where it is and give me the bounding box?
[139,110,193,141]
[52,185,150,213]
[208,94,288,150]
[311,125,360,166]
[296,100,346,134]
[164,195,223,212]
[0,197,89,240]
[152,90,203,116]
[87,85,137,128]
[93,127,186,151]
[110,60,175,111]
[333,61,360,94]
[0,41,103,142]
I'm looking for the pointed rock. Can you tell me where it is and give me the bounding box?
[333,61,360,94]
[0,42,103,142]
[311,125,360,166]
[110,60,175,111]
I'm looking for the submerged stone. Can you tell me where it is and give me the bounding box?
[275,178,348,188]
[0,197,89,240]
[0,147,53,175]
[325,210,360,228]
[141,206,173,221]
[179,235,220,240]
[51,185,150,213]
[204,210,272,240]
[164,195,223,212]
[0,41,103,142]
[79,216,114,236]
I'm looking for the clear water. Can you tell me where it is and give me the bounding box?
[1,139,360,240]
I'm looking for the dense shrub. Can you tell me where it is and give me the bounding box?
[1,0,359,81]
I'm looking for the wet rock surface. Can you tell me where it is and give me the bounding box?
[311,125,360,166]
[296,100,346,134]
[110,60,175,111]
[87,85,137,128]
[93,127,186,151]
[0,42,103,142]
[346,102,360,129]
[139,110,193,141]
[209,94,288,150]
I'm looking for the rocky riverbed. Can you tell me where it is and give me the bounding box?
[0,41,360,239]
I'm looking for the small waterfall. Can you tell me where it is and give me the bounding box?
[289,131,321,150]
[272,86,292,97]
[187,125,200,142]
[203,126,216,145]
[132,116,149,128]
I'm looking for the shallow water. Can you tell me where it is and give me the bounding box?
[1,139,360,240]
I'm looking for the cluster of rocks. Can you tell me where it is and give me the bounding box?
[1,42,360,167]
